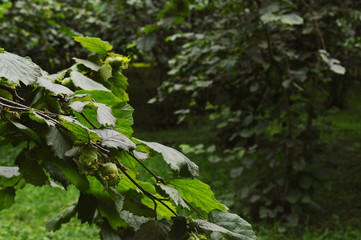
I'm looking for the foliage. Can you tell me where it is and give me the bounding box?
[0,0,107,72]
[2,0,361,231]
[145,0,361,228]
[122,93,361,239]
[0,0,177,73]
[0,37,256,239]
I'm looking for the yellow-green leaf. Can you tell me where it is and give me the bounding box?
[74,36,113,55]
[167,178,226,214]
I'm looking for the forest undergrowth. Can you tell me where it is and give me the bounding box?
[1,84,361,239]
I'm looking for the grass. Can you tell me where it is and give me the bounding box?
[0,144,99,240]
[254,219,361,240]
[0,185,99,240]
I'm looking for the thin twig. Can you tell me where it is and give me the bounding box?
[0,96,28,109]
[152,199,158,220]
[35,111,71,132]
[115,158,178,217]
[0,96,70,131]
[94,172,108,188]
[0,102,27,111]
[80,112,99,129]
[110,155,178,218]
[303,77,319,152]
[300,0,324,153]
[183,199,205,219]
[128,151,166,184]
[301,0,326,50]
[93,142,203,220]
[0,85,24,101]
[91,142,110,154]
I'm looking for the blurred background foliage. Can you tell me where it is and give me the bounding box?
[1,0,361,238]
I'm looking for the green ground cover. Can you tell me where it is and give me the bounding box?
[0,184,98,240]
[0,144,98,239]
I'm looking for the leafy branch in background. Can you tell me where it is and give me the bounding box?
[0,37,256,240]
[147,0,360,229]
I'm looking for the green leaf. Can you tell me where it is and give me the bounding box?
[70,70,109,91]
[115,151,139,173]
[45,126,72,159]
[280,14,304,25]
[141,192,176,219]
[260,13,279,24]
[100,220,121,240]
[29,109,54,126]
[113,103,134,136]
[94,129,136,151]
[10,120,41,143]
[74,108,102,129]
[134,219,172,240]
[194,219,231,236]
[100,62,113,81]
[1,2,12,8]
[111,71,128,90]
[157,184,189,210]
[109,71,129,101]
[87,176,126,229]
[73,57,101,71]
[0,187,15,211]
[135,34,157,52]
[286,189,301,204]
[168,216,188,240]
[69,93,93,103]
[319,49,331,64]
[116,175,143,193]
[208,210,257,240]
[119,210,148,231]
[16,150,49,186]
[0,48,4,53]
[65,147,82,157]
[60,115,100,143]
[0,51,42,85]
[298,175,312,189]
[138,140,199,177]
[69,101,91,112]
[120,179,176,219]
[52,155,90,192]
[0,174,23,189]
[42,160,70,189]
[133,150,148,160]
[74,36,113,55]
[122,195,155,218]
[319,49,346,74]
[167,178,226,213]
[36,76,74,96]
[0,88,13,100]
[47,70,67,82]
[99,199,125,229]
[330,64,346,75]
[94,102,116,127]
[74,90,122,107]
[46,204,77,232]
